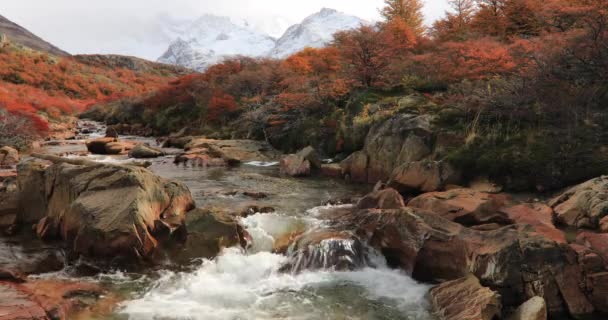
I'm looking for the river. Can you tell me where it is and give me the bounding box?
[3,120,436,320]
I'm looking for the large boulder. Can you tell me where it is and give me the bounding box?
[128,143,165,159]
[184,138,280,165]
[429,274,501,320]
[174,208,249,262]
[0,146,19,167]
[548,176,608,230]
[340,151,368,182]
[280,154,310,177]
[17,159,195,261]
[408,188,511,226]
[305,205,593,317]
[389,160,459,193]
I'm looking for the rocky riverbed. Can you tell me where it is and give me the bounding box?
[1,120,607,320]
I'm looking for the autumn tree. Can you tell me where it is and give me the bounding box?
[380,0,426,35]
[433,0,477,41]
[472,0,508,36]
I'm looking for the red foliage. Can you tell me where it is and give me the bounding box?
[208,90,238,124]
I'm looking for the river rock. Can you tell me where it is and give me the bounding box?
[18,160,195,261]
[185,138,280,165]
[128,143,165,159]
[0,146,19,167]
[280,154,310,177]
[296,146,322,169]
[429,274,501,320]
[0,279,105,320]
[508,296,547,320]
[340,113,435,185]
[178,209,250,261]
[320,163,342,178]
[408,188,511,227]
[104,142,125,155]
[389,160,459,193]
[85,137,117,154]
[500,203,566,244]
[340,151,368,182]
[549,176,608,230]
[356,188,405,209]
[312,205,593,316]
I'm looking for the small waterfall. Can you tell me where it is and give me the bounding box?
[282,237,372,273]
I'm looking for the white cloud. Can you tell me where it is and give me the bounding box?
[2,0,449,59]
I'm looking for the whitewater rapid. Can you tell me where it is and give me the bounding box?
[119,212,434,320]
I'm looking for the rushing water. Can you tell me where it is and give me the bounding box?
[3,120,436,320]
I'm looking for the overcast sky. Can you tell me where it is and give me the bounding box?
[2,0,449,60]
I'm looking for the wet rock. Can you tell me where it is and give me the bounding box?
[162,136,194,149]
[0,268,25,283]
[280,154,310,177]
[429,274,501,320]
[18,159,195,261]
[185,138,279,165]
[0,146,19,168]
[179,209,250,260]
[389,160,460,193]
[356,188,405,210]
[0,191,18,232]
[85,137,117,154]
[242,191,268,200]
[280,231,370,273]
[549,176,608,230]
[128,143,165,159]
[508,296,547,320]
[408,188,511,227]
[0,279,105,320]
[320,163,342,178]
[296,146,322,169]
[316,206,592,316]
[174,149,227,167]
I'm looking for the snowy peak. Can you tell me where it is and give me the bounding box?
[157,8,366,71]
[158,14,276,71]
[270,8,366,58]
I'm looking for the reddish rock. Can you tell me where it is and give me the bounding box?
[356,188,405,210]
[103,142,125,155]
[0,280,106,320]
[296,146,322,169]
[501,203,566,244]
[587,272,608,313]
[429,274,501,320]
[576,232,608,268]
[408,188,511,226]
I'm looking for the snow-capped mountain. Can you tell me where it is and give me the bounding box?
[158,14,276,71]
[157,8,366,71]
[270,8,366,58]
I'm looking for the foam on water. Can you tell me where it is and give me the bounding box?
[119,247,432,320]
[244,161,279,167]
[120,210,433,320]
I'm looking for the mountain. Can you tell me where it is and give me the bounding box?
[270,8,366,58]
[158,14,276,71]
[0,14,69,56]
[157,9,366,71]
